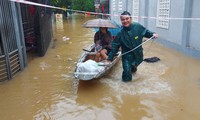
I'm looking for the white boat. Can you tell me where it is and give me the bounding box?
[74,44,121,80]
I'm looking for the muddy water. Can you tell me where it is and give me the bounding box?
[0,14,200,120]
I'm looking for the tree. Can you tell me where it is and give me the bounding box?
[49,0,72,13]
[72,0,95,12]
[49,0,72,9]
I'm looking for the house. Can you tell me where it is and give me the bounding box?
[0,0,53,81]
[109,0,200,59]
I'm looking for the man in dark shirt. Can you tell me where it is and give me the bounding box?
[107,11,158,82]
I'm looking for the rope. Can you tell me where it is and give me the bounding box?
[121,36,155,56]
[143,38,155,55]
[10,0,200,21]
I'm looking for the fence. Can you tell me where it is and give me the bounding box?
[0,0,26,81]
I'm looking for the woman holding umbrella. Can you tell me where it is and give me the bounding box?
[94,27,112,62]
[82,19,119,62]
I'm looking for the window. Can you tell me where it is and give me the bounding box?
[156,0,170,29]
[132,0,139,22]
[118,0,123,12]
[112,0,116,11]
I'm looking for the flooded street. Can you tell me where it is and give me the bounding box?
[0,14,200,120]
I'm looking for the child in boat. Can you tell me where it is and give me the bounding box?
[94,27,112,62]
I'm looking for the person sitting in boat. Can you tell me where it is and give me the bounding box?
[94,27,112,62]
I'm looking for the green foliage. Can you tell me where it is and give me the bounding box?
[49,0,72,13]
[49,0,95,12]
[72,0,95,12]
[49,0,95,13]
[49,0,72,8]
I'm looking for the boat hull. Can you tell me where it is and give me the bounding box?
[74,44,121,80]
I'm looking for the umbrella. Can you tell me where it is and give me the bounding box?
[94,20,122,36]
[82,18,118,28]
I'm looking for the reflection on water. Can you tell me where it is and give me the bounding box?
[0,13,200,120]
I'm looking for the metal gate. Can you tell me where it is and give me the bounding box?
[20,0,53,57]
[0,0,26,82]
[35,2,53,57]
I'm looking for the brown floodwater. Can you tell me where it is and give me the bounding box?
[0,14,200,120]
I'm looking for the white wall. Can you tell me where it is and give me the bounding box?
[189,0,200,50]
[109,0,200,59]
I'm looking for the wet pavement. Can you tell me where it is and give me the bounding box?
[0,14,200,120]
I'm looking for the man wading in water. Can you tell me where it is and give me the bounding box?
[106,11,159,82]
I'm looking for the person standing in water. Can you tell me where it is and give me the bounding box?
[107,11,159,82]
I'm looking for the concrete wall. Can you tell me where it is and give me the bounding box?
[189,0,200,50]
[109,0,200,59]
